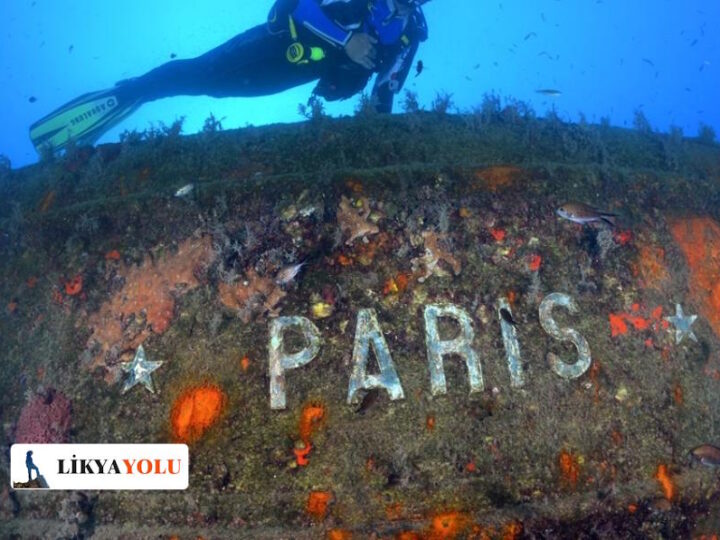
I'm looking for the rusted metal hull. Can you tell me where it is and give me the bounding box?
[1,113,720,537]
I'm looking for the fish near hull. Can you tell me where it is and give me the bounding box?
[556,202,617,226]
[689,444,720,467]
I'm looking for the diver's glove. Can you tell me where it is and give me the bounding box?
[344,33,378,70]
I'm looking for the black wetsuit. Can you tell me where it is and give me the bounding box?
[116,0,427,113]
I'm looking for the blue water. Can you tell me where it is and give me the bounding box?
[1,0,718,169]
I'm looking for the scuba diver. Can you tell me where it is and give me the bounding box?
[30,0,429,154]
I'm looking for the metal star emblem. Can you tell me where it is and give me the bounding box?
[665,304,698,344]
[121,345,163,394]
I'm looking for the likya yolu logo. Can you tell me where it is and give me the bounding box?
[10,444,188,490]
[58,455,183,475]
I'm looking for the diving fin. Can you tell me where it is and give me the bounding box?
[29,85,141,154]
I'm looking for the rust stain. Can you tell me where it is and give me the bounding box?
[327,529,352,540]
[528,253,542,272]
[609,313,629,336]
[293,402,326,467]
[64,275,83,296]
[670,217,720,338]
[337,254,353,267]
[298,402,326,444]
[472,166,523,192]
[385,502,404,520]
[383,273,411,296]
[558,449,580,489]
[673,382,684,406]
[613,229,633,245]
[654,463,675,500]
[306,490,332,521]
[293,442,312,467]
[633,243,669,290]
[426,511,470,539]
[170,384,226,443]
[240,355,251,372]
[489,228,506,242]
[501,521,524,540]
[85,235,215,380]
[609,305,665,338]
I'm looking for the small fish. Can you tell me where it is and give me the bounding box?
[500,308,517,326]
[170,53,177,59]
[415,60,424,77]
[536,88,562,96]
[524,32,537,41]
[642,58,655,67]
[689,444,720,467]
[275,261,306,285]
[68,44,74,53]
[28,96,37,103]
[557,202,616,226]
[174,183,194,197]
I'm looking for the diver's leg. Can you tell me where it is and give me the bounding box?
[118,24,322,101]
[31,22,324,153]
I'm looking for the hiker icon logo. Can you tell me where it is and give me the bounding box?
[11,448,49,489]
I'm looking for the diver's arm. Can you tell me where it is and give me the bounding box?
[292,0,362,47]
[371,41,419,113]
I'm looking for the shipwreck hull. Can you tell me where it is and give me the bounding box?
[1,113,720,538]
